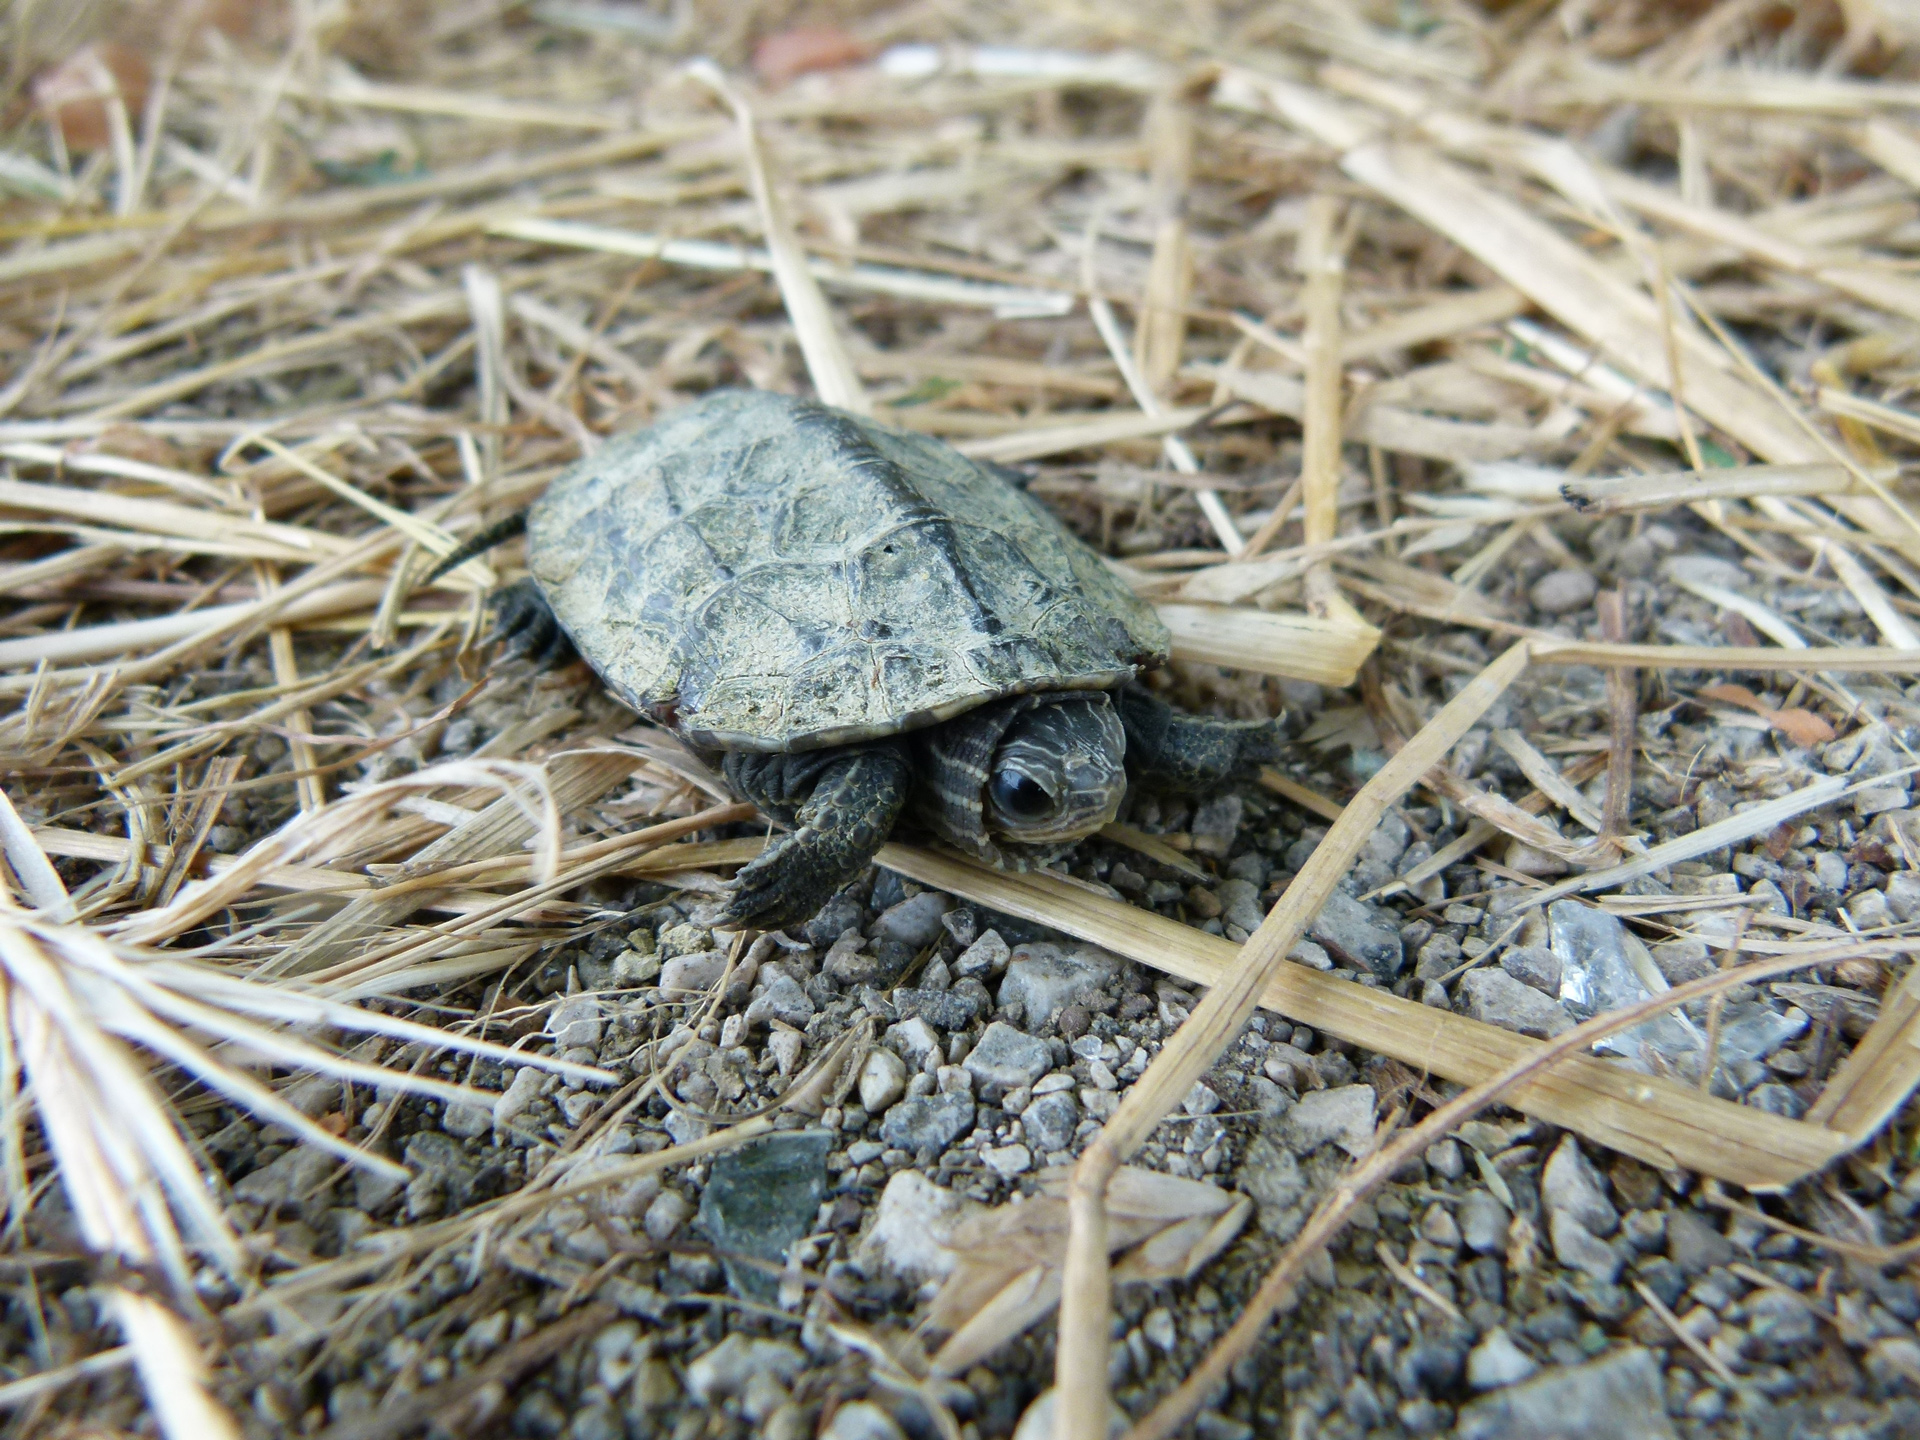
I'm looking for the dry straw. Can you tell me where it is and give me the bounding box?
[1,2,1919,1434]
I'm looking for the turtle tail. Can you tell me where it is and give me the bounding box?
[423,512,527,583]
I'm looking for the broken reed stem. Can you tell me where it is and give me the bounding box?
[258,564,324,816]
[1134,86,1195,397]
[1297,194,1345,613]
[1082,228,1242,556]
[109,1291,241,1440]
[10,13,1920,1432]
[1052,640,1531,1440]
[686,61,869,416]
[1528,639,1920,672]
[1597,589,1636,846]
[1125,942,1861,1440]
[1299,194,1345,554]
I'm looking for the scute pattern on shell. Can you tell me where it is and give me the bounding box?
[527,390,1170,751]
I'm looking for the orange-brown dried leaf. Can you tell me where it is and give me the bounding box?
[1700,684,1834,748]
[32,43,151,153]
[752,27,872,86]
[1767,708,1835,748]
[1698,683,1764,711]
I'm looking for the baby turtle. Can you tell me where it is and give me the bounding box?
[438,389,1279,929]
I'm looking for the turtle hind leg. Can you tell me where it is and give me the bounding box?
[721,743,911,932]
[492,578,575,668]
[1116,684,1285,792]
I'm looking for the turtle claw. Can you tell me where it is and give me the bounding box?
[719,743,910,931]
[719,849,816,933]
[491,578,575,668]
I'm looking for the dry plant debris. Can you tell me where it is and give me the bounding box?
[2,3,1920,1439]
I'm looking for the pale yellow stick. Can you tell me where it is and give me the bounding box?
[1133,88,1195,394]
[687,62,869,416]
[255,564,324,815]
[1299,196,1346,557]
[1052,641,1531,1440]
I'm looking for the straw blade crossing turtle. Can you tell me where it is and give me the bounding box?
[440,389,1281,929]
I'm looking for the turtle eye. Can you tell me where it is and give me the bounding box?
[991,769,1055,820]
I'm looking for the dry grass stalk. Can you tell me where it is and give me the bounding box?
[1560,462,1867,514]
[1206,362,1548,466]
[1125,943,1876,1440]
[1525,770,1901,910]
[1493,727,1605,836]
[239,1021,867,1317]
[487,216,1074,316]
[1050,640,1531,1440]
[688,62,869,416]
[281,748,643,971]
[1,7,1919,1429]
[0,849,238,1438]
[1257,769,1345,824]
[1806,961,1920,1147]
[1131,86,1196,397]
[1295,193,1346,620]
[1085,238,1242,556]
[1528,637,1920,673]
[1153,601,1377,686]
[874,851,1845,1188]
[0,776,601,1437]
[953,406,1214,463]
[1234,72,1833,474]
[1596,589,1637,846]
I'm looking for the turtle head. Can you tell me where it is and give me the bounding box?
[982,694,1126,846]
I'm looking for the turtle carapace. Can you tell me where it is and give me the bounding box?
[439,390,1282,929]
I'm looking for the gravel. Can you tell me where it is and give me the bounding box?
[685,1335,807,1403]
[864,1170,977,1281]
[1022,1089,1081,1153]
[1461,1188,1510,1255]
[877,1091,975,1154]
[102,510,1920,1440]
[821,1400,909,1440]
[1467,1328,1540,1389]
[1458,1347,1675,1440]
[954,928,1011,978]
[872,890,954,948]
[1529,566,1599,615]
[857,1047,908,1114]
[997,942,1119,1029]
[1279,1084,1378,1158]
[1541,1137,1619,1237]
[1459,968,1576,1038]
[963,1021,1054,1098]
[1306,891,1405,980]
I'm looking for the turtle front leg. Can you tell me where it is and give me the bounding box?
[1115,684,1285,792]
[491,577,576,667]
[720,743,911,931]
